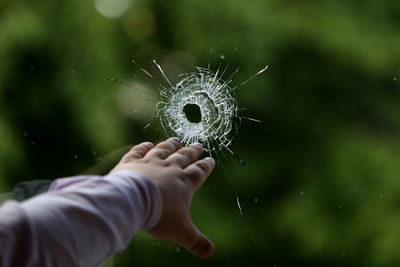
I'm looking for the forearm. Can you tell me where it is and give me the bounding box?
[0,170,162,267]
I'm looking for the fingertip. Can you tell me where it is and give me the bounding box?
[176,223,214,259]
[205,157,215,166]
[190,142,203,153]
[191,142,203,148]
[187,235,214,258]
[202,157,216,173]
[125,141,155,160]
[167,137,182,150]
[198,240,214,258]
[144,141,154,148]
[148,138,182,158]
[169,137,181,146]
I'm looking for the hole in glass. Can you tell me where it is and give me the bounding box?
[183,103,202,123]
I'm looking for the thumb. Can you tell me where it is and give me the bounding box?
[175,218,214,258]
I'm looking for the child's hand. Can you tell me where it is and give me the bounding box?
[110,137,215,258]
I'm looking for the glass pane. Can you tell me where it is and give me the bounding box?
[1,0,400,266]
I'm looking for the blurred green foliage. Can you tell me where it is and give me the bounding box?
[1,0,400,266]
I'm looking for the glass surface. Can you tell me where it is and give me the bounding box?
[1,0,400,266]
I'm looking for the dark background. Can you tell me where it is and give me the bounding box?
[1,0,400,266]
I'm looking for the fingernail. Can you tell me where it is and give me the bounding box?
[144,142,154,147]
[198,242,213,258]
[171,137,181,144]
[192,142,203,148]
[205,157,215,163]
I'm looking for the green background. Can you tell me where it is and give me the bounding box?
[1,0,400,266]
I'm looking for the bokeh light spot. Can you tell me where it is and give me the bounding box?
[95,0,131,18]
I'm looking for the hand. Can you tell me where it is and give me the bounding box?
[110,137,215,258]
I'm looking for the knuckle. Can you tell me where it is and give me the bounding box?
[158,142,174,151]
[121,155,132,163]
[192,168,203,179]
[133,146,147,155]
[179,176,193,191]
[155,147,170,157]
[184,166,202,180]
[161,159,171,167]
[179,149,193,161]
[168,137,181,145]
[196,161,209,172]
[141,157,151,163]
[121,152,138,162]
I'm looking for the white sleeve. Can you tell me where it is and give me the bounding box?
[0,170,162,267]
